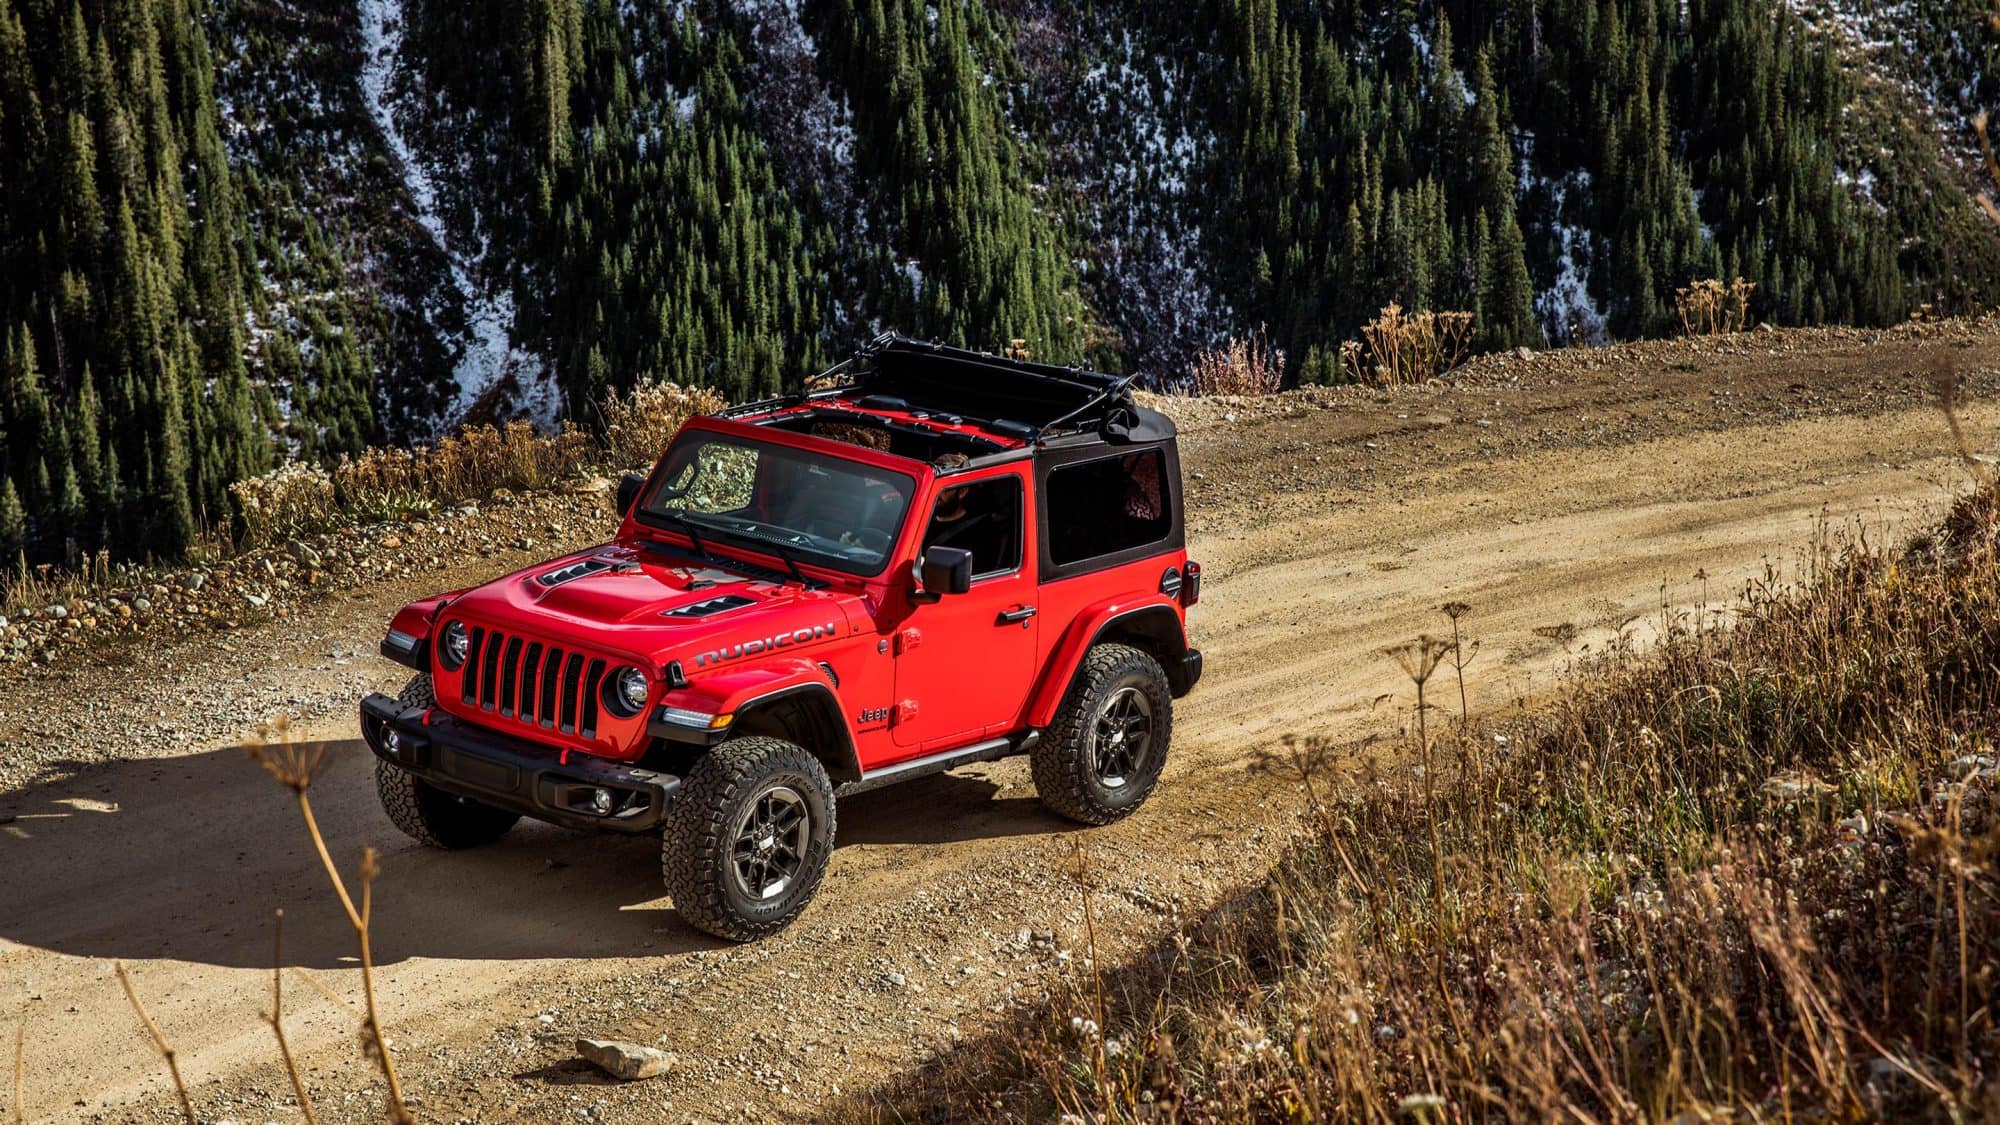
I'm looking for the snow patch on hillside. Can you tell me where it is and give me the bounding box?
[1523,166,1608,347]
[356,0,557,428]
[1781,0,1986,174]
[1019,11,1226,380]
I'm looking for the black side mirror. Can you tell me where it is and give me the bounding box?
[914,545,973,602]
[615,472,645,516]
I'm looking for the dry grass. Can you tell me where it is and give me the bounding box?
[0,551,116,617]
[600,381,728,469]
[1187,330,1285,396]
[1675,277,1757,336]
[226,381,719,549]
[1340,304,1476,386]
[843,481,2000,1122]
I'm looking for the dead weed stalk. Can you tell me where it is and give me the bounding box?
[1675,277,1756,335]
[114,964,193,1124]
[248,716,411,1123]
[1186,328,1285,396]
[264,910,319,1125]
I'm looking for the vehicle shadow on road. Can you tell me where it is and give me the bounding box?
[0,738,706,969]
[0,741,1072,971]
[834,767,1069,847]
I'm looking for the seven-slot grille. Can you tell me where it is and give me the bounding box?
[457,626,612,739]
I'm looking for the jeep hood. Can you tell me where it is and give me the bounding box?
[440,542,861,663]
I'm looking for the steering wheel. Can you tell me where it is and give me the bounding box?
[845,527,892,556]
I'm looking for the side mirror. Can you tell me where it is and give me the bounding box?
[913,545,973,602]
[615,472,645,516]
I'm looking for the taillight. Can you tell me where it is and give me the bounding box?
[1183,561,1201,606]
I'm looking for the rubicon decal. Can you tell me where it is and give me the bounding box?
[695,622,840,667]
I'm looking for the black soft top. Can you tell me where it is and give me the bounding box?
[725,334,1176,447]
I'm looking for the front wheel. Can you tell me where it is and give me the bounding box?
[1031,643,1173,825]
[661,736,836,941]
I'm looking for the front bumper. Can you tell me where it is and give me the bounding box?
[359,694,680,833]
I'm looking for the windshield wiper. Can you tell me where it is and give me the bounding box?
[662,511,710,559]
[643,513,820,588]
[641,511,726,569]
[757,537,818,589]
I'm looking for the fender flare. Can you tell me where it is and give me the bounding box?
[659,659,862,782]
[381,592,460,671]
[1025,598,1189,729]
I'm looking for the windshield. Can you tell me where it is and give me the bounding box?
[637,432,916,576]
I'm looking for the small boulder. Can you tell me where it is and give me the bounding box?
[576,1038,675,1081]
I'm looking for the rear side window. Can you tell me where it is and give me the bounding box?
[1047,450,1172,566]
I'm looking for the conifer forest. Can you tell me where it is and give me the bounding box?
[2,0,1997,563]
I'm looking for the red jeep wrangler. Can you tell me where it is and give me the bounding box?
[361,336,1202,940]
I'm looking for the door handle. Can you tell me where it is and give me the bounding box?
[997,605,1037,625]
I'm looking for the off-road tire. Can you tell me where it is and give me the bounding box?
[1032,643,1173,825]
[662,736,837,942]
[376,674,521,849]
[396,673,437,709]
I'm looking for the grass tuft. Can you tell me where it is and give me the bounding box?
[1186,330,1286,396]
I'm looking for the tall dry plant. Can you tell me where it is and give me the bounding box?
[114,964,193,1124]
[1931,352,1993,485]
[1339,303,1475,386]
[11,1021,23,1125]
[1186,328,1285,396]
[264,910,319,1125]
[246,717,412,1124]
[232,380,721,548]
[601,380,727,468]
[1675,276,1756,335]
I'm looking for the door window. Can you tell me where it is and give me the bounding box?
[922,477,1023,579]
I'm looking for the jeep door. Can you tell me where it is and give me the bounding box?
[891,464,1039,750]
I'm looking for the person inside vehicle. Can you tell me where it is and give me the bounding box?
[922,453,1018,577]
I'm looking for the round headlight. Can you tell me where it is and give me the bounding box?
[608,665,650,716]
[438,620,469,670]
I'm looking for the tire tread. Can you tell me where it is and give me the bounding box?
[1031,643,1172,825]
[661,736,836,942]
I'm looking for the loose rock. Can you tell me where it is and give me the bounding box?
[576,1038,676,1081]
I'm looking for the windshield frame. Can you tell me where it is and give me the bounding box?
[630,423,920,580]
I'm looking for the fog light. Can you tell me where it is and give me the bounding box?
[590,787,614,815]
[384,729,404,753]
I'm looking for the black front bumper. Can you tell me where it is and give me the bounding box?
[359,694,680,833]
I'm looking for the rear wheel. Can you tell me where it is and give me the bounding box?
[1031,643,1173,825]
[661,736,836,941]
[375,675,521,849]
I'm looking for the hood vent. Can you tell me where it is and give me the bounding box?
[537,558,614,587]
[662,594,757,619]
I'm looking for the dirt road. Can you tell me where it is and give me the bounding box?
[1,326,1994,1122]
